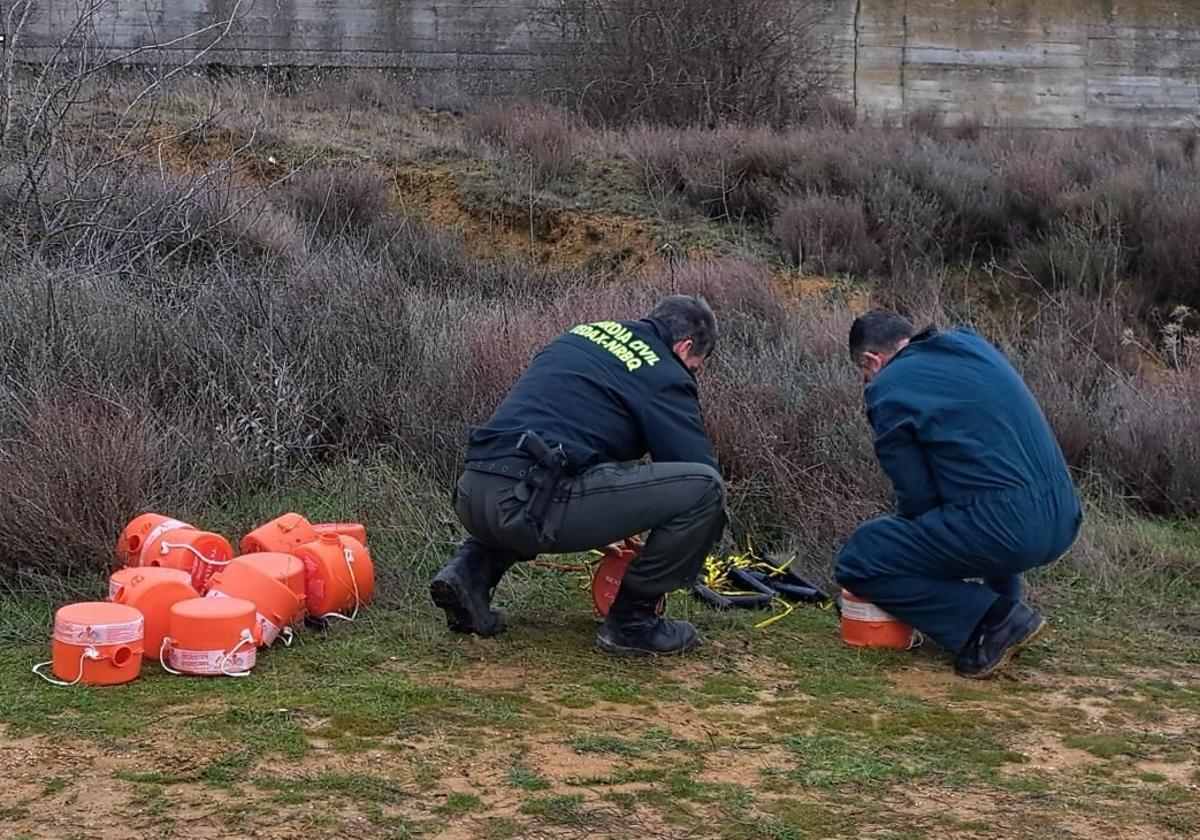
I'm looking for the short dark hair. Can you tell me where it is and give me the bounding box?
[649,295,718,356]
[848,308,915,363]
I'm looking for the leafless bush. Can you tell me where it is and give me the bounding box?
[773,194,880,275]
[6,40,1200,596]
[806,96,857,131]
[1097,370,1200,514]
[286,168,393,242]
[863,172,946,271]
[700,299,887,571]
[536,0,829,128]
[663,258,788,329]
[0,391,205,584]
[464,104,579,181]
[603,121,1200,312]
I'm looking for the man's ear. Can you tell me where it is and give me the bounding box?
[673,338,694,358]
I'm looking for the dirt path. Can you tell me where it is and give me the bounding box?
[3,649,1197,840]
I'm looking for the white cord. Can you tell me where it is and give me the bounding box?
[32,647,99,687]
[318,546,362,622]
[159,637,183,675]
[217,630,256,678]
[159,541,226,568]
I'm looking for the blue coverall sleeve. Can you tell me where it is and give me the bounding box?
[867,396,939,518]
[640,381,720,470]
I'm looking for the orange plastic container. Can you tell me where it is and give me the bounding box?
[238,552,308,605]
[112,570,199,661]
[162,597,260,676]
[109,566,191,601]
[240,512,319,555]
[206,558,302,646]
[590,538,662,617]
[314,522,368,545]
[118,514,233,585]
[840,589,919,650]
[35,602,144,686]
[116,513,190,567]
[293,534,375,619]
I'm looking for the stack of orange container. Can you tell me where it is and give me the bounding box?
[34,511,374,688]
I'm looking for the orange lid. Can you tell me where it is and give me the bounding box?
[57,601,142,625]
[110,566,191,590]
[208,559,301,626]
[172,596,255,622]
[54,602,144,646]
[237,552,306,585]
[314,522,368,543]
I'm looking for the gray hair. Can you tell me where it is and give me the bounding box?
[649,295,718,356]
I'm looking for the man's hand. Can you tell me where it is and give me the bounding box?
[602,535,645,555]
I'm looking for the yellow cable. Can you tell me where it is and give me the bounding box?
[754,598,796,629]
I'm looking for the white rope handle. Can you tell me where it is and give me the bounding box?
[280,626,295,647]
[318,546,362,622]
[32,647,99,687]
[218,630,256,678]
[160,541,227,567]
[159,637,184,675]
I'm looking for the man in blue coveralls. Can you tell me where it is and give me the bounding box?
[835,309,1082,678]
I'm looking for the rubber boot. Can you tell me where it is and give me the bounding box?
[595,586,699,657]
[430,539,517,637]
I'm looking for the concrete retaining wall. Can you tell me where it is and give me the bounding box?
[9,1,1200,128]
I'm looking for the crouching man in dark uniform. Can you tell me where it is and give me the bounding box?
[430,296,727,657]
[836,309,1083,678]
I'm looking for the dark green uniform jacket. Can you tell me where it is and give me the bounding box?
[466,317,718,471]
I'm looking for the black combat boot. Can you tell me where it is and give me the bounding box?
[954,600,1047,679]
[595,586,699,657]
[430,539,518,637]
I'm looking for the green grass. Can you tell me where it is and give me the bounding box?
[506,762,551,792]
[1063,734,1138,759]
[200,751,257,785]
[478,817,525,839]
[437,792,482,815]
[40,777,70,796]
[569,733,644,756]
[519,793,596,826]
[259,772,406,805]
[1,487,1197,839]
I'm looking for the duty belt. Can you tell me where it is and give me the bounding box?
[462,456,535,480]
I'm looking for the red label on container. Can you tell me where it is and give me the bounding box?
[302,556,324,612]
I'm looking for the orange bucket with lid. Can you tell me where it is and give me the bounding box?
[111,570,199,661]
[294,534,375,619]
[34,602,144,687]
[116,513,190,567]
[237,552,307,606]
[314,522,368,545]
[109,566,191,601]
[120,515,233,584]
[240,512,319,555]
[206,558,302,646]
[840,589,920,650]
[162,597,260,677]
